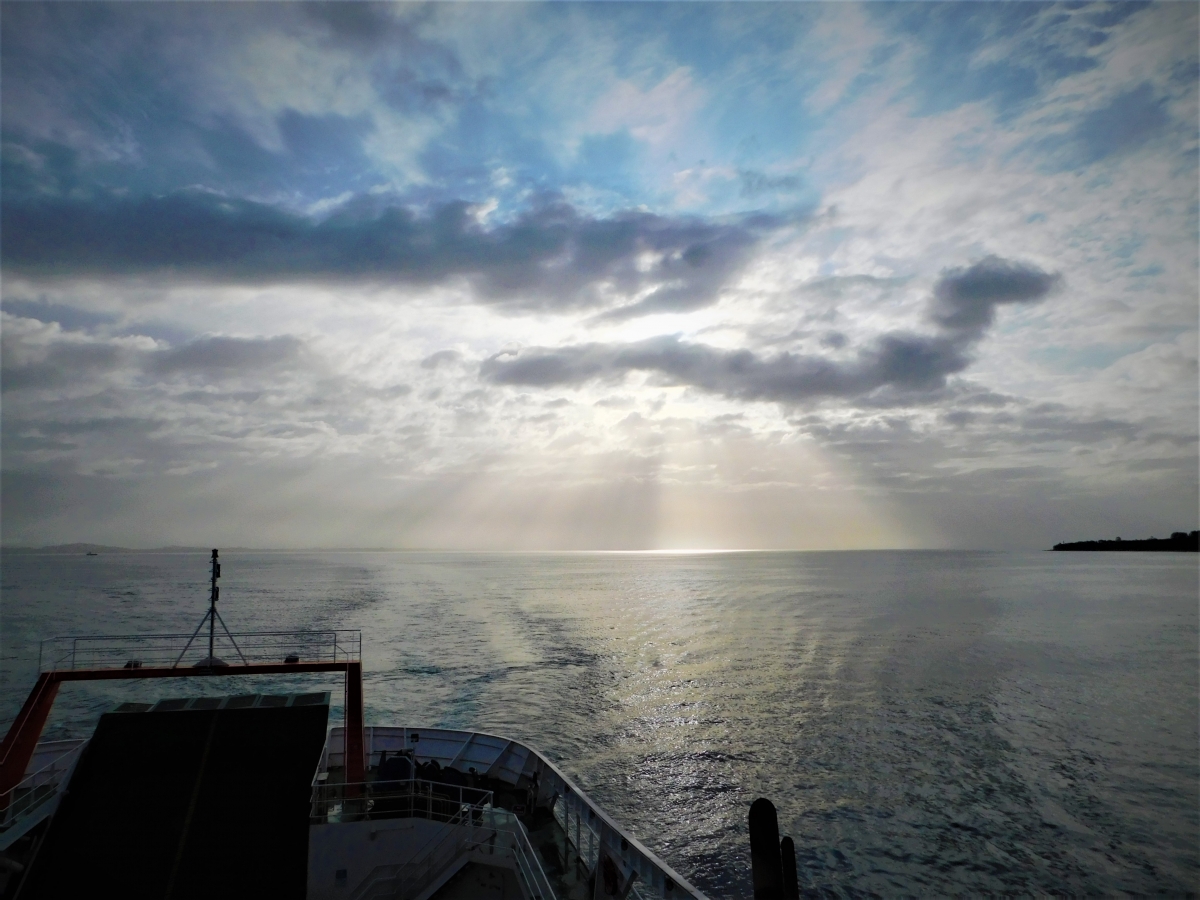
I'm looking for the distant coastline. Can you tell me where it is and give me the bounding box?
[5,539,1200,554]
[0,543,253,554]
[1052,532,1199,552]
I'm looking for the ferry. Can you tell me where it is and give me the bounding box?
[0,551,800,899]
[0,551,711,899]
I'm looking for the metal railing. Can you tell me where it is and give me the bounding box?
[39,629,361,672]
[552,791,657,900]
[485,809,557,900]
[0,740,86,847]
[311,777,493,825]
[314,725,705,899]
[350,807,556,900]
[356,804,477,900]
[312,773,556,900]
[458,809,557,900]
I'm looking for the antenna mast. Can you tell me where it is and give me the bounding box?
[208,548,220,662]
[172,548,245,668]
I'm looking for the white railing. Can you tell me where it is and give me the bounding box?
[350,807,475,899]
[351,807,556,900]
[311,725,706,899]
[311,777,492,825]
[39,629,361,671]
[0,740,86,848]
[458,816,556,900]
[552,791,657,900]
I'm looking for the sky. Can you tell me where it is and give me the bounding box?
[1,1,1196,550]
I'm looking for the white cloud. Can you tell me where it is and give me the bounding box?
[589,68,706,150]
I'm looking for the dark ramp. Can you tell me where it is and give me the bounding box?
[18,698,328,899]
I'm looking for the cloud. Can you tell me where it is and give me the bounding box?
[588,68,705,149]
[482,332,965,404]
[148,335,305,375]
[483,256,1059,405]
[0,315,143,393]
[1,318,310,398]
[2,191,775,317]
[0,3,1193,552]
[420,349,462,369]
[301,2,409,48]
[738,169,804,198]
[2,342,125,392]
[929,255,1060,337]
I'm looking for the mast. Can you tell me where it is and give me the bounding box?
[208,548,220,662]
[171,549,241,669]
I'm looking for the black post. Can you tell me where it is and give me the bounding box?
[749,798,783,899]
[208,549,219,663]
[780,835,799,900]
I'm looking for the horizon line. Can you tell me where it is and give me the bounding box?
[2,542,1024,554]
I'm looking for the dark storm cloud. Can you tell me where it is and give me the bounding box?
[2,191,773,316]
[148,335,305,375]
[483,256,1058,404]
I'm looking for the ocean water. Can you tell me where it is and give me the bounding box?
[1,550,1196,896]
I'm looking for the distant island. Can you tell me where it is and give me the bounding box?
[1052,531,1198,551]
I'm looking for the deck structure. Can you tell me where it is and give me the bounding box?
[0,630,707,898]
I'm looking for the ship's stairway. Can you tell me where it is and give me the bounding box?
[310,802,556,900]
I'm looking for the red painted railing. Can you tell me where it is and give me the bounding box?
[0,647,367,806]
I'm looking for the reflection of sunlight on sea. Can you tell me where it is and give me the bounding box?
[1,550,1195,897]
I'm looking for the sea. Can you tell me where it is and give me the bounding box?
[1,549,1196,897]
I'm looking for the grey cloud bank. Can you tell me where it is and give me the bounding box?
[148,335,306,375]
[3,191,773,316]
[482,257,1059,404]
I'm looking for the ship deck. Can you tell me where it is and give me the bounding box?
[0,624,705,900]
[311,725,694,900]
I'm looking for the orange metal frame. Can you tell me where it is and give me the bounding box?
[0,661,366,803]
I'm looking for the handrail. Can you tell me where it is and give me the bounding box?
[491,810,556,900]
[552,792,655,900]
[3,658,370,799]
[0,740,86,836]
[347,800,485,899]
[311,777,493,825]
[0,742,84,800]
[388,807,477,900]
[313,724,705,899]
[349,808,557,900]
[39,629,362,672]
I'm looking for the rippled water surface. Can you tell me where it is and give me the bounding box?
[2,550,1196,896]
